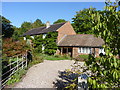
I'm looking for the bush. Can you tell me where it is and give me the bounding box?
[80,55,89,59]
[75,55,89,61]
[31,52,44,65]
[7,68,27,85]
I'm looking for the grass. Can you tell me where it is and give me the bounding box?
[6,53,44,87]
[5,53,71,87]
[38,54,71,60]
[79,55,89,60]
[75,54,100,61]
[6,68,27,86]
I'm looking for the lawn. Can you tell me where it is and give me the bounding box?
[38,54,71,60]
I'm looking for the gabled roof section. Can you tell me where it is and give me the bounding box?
[22,22,66,36]
[58,34,104,47]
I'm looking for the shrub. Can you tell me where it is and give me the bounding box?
[7,69,27,85]
[75,55,89,61]
[30,52,44,65]
[62,55,71,60]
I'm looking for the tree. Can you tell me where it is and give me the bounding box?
[20,21,32,35]
[53,19,66,24]
[85,1,120,88]
[1,16,14,38]
[32,19,45,28]
[3,38,29,57]
[12,26,22,41]
[72,8,97,34]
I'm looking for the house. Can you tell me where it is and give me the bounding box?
[23,21,105,58]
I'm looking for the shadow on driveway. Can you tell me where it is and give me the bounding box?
[53,70,78,89]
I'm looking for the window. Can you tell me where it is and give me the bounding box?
[99,48,105,55]
[78,47,92,54]
[31,36,34,39]
[43,34,47,39]
[42,45,45,51]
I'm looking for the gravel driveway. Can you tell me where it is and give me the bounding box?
[14,60,75,88]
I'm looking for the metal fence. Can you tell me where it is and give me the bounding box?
[1,53,28,89]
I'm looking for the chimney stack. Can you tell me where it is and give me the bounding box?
[46,21,50,28]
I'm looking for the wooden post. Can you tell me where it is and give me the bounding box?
[61,48,63,55]
[26,53,27,67]
[10,58,12,73]
[66,48,68,56]
[17,56,19,70]
[22,56,23,69]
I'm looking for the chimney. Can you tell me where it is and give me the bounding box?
[46,21,50,28]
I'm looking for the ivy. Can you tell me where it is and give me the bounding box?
[33,35,43,53]
[32,32,58,55]
[44,32,58,55]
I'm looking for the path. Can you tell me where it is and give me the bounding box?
[14,60,75,88]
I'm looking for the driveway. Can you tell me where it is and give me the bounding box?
[14,60,75,88]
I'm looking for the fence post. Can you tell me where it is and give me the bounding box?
[17,56,19,70]
[22,56,23,69]
[26,52,27,67]
[10,58,11,72]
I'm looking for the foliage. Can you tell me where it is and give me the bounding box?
[20,21,32,35]
[72,8,97,34]
[53,19,67,24]
[1,16,14,38]
[40,54,71,60]
[12,19,44,41]
[12,27,22,41]
[33,35,43,53]
[54,61,82,89]
[64,70,78,90]
[30,52,44,65]
[6,68,27,85]
[6,52,43,86]
[75,55,89,61]
[84,2,120,88]
[44,32,58,55]
[3,38,29,57]
[32,19,45,28]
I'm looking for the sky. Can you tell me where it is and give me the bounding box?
[2,2,106,27]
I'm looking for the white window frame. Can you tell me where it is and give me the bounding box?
[42,45,45,51]
[43,34,47,39]
[31,36,34,39]
[99,48,105,55]
[78,47,92,54]
[24,37,26,40]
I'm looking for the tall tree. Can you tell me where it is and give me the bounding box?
[20,21,32,35]
[1,16,14,38]
[32,19,45,28]
[53,19,66,24]
[85,1,120,88]
[72,8,97,34]
[12,26,22,41]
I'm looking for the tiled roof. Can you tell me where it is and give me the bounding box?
[22,22,66,36]
[58,34,104,47]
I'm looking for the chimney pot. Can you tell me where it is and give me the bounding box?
[46,21,50,28]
